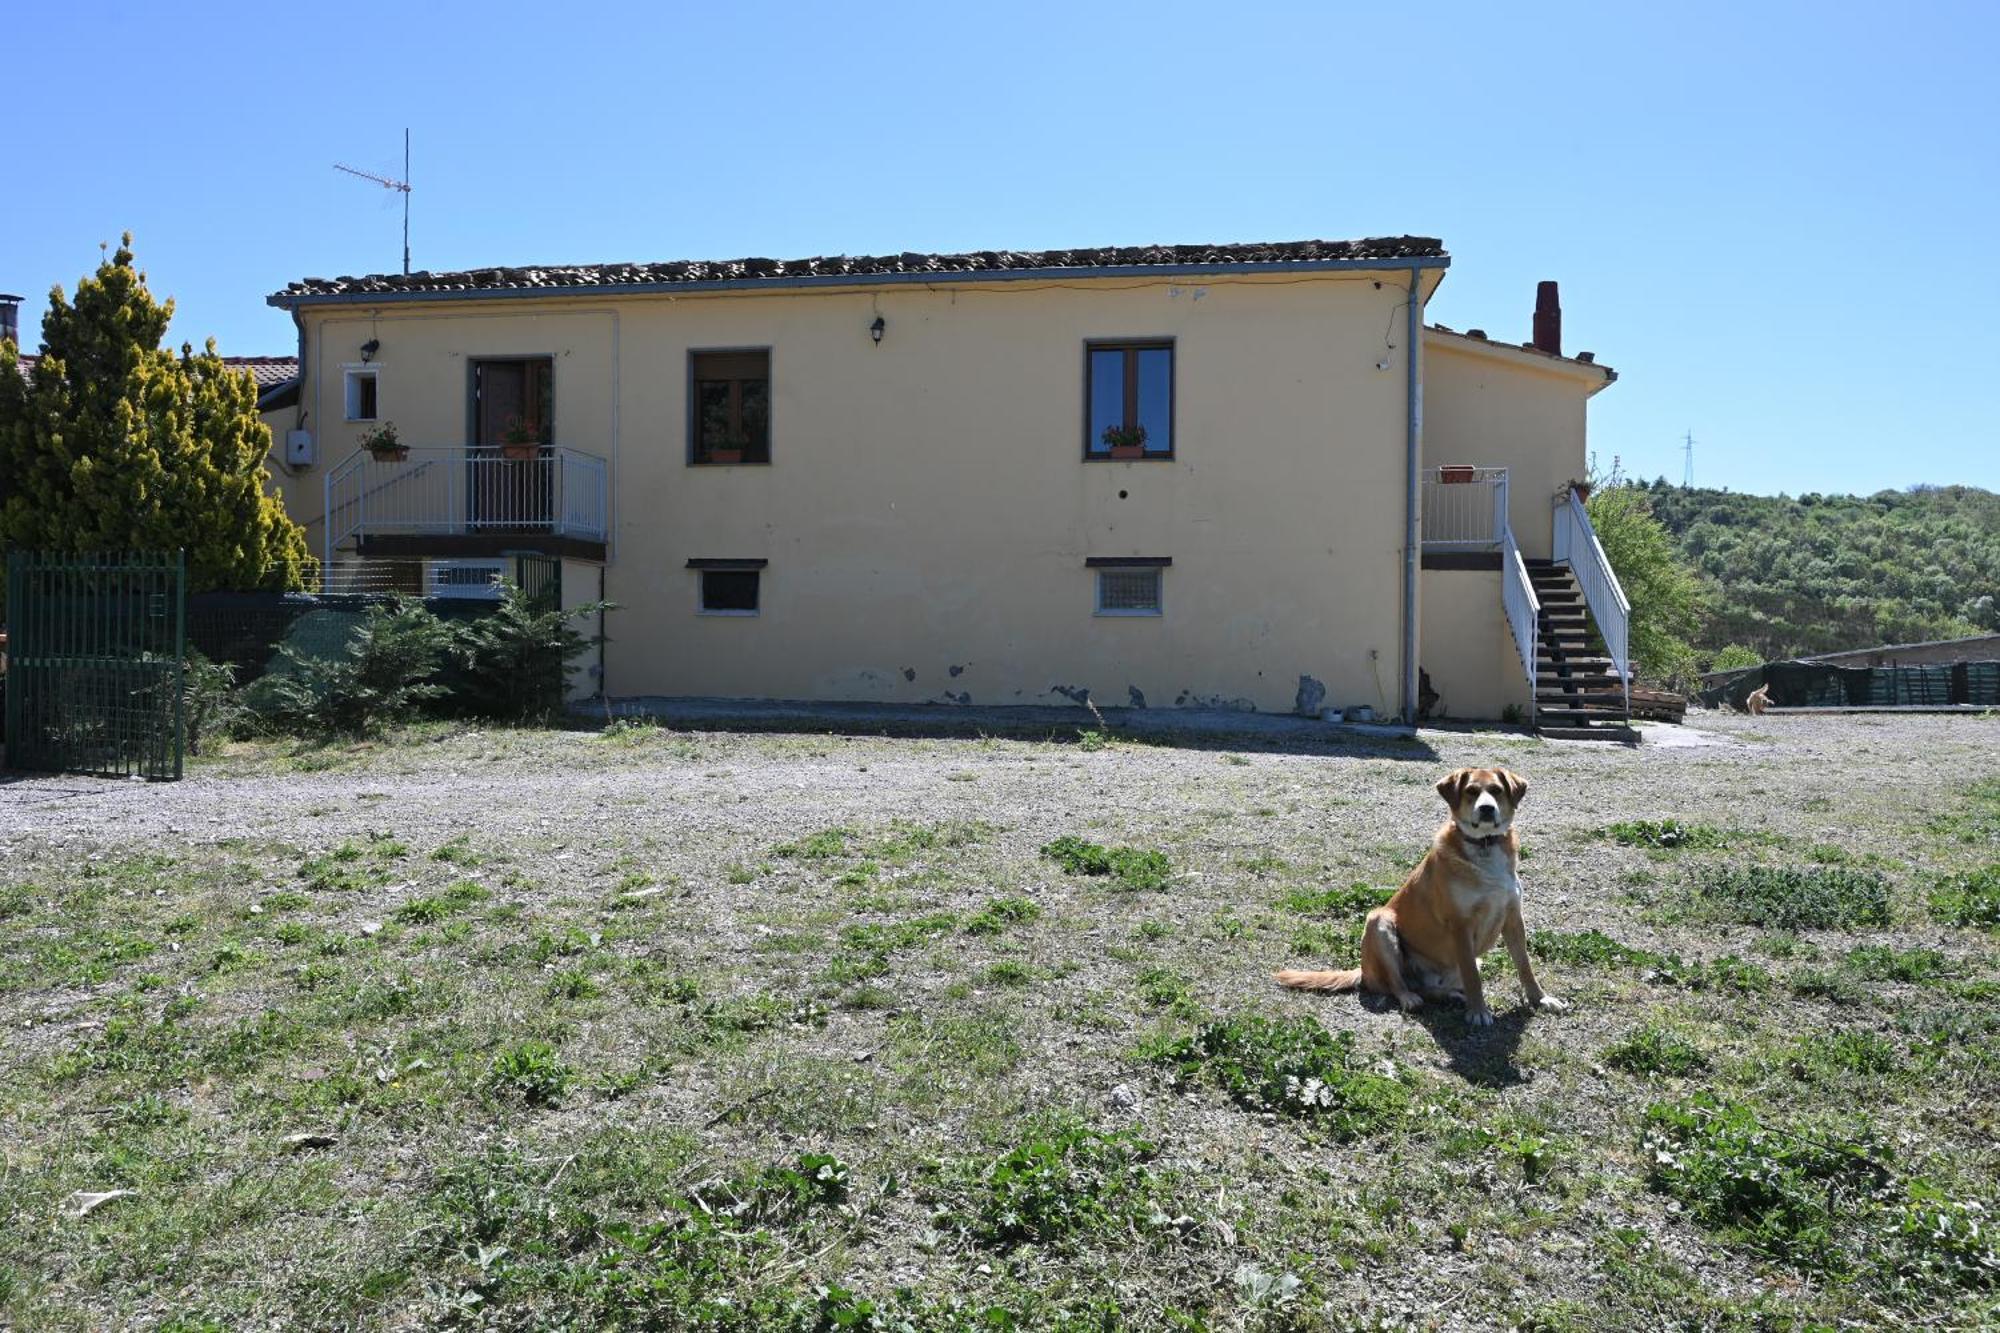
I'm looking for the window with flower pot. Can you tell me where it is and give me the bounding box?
[690,349,770,464]
[343,367,379,421]
[1085,341,1172,459]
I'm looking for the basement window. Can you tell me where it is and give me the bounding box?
[689,559,766,615]
[1090,558,1168,616]
[343,367,379,421]
[690,349,771,464]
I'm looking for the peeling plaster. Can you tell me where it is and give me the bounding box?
[1048,684,1091,706]
[1293,675,1326,717]
[1127,686,1147,709]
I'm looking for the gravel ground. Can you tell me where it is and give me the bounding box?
[2,709,1996,1330]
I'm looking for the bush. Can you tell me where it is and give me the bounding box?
[1147,1014,1408,1137]
[181,650,242,755]
[244,596,455,737]
[449,581,610,720]
[1691,864,1892,929]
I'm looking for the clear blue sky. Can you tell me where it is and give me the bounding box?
[7,1,1995,495]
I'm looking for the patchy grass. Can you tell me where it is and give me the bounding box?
[1931,864,2000,928]
[8,713,2000,1328]
[1601,819,1736,850]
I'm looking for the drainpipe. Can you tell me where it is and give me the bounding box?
[1401,267,1422,724]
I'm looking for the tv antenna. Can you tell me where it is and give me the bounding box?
[334,128,412,275]
[1681,430,1695,488]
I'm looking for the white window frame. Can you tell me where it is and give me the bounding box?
[1094,566,1164,617]
[696,568,761,617]
[342,364,381,422]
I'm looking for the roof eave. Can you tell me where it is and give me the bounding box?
[268,253,1452,310]
[1423,325,1617,394]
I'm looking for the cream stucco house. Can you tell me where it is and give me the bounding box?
[262,238,1629,735]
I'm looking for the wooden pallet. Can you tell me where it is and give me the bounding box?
[1628,687,1687,723]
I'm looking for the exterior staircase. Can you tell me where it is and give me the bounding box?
[1524,559,1637,741]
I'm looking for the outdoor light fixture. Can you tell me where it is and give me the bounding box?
[869,316,885,345]
[360,338,380,362]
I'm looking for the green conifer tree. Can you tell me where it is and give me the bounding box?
[0,235,315,595]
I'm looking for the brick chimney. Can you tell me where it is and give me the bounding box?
[0,294,20,350]
[1531,281,1561,356]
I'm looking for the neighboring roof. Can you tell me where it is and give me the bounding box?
[10,352,298,405]
[1424,323,1617,390]
[271,237,1449,304]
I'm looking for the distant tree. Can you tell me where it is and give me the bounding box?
[1585,484,1705,686]
[0,235,314,596]
[1709,643,1763,671]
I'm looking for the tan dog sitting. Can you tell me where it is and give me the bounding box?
[1276,767,1564,1026]
[1745,684,1771,716]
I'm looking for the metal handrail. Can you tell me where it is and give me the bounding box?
[1421,466,1509,549]
[1552,489,1632,706]
[324,445,610,567]
[1501,525,1541,700]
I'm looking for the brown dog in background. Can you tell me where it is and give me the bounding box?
[1745,684,1771,715]
[1275,767,1564,1026]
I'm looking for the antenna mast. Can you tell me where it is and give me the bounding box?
[334,129,412,275]
[1682,430,1695,488]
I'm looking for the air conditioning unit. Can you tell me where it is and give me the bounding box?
[429,559,508,600]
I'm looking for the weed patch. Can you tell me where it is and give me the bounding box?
[1278,883,1391,917]
[1040,836,1171,891]
[487,1040,574,1106]
[963,896,1040,936]
[948,1122,1162,1249]
[1146,1014,1408,1137]
[1604,1025,1709,1077]
[1690,864,1892,929]
[1603,819,1733,850]
[1931,865,2000,928]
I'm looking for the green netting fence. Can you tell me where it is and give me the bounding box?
[1700,659,2000,711]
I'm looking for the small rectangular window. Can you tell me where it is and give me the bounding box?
[691,349,771,464]
[1085,342,1173,457]
[699,569,760,615]
[344,367,379,421]
[1096,567,1163,616]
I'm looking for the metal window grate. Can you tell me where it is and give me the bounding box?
[1096,568,1162,615]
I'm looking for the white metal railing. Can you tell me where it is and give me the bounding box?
[1421,466,1509,549]
[1552,488,1632,704]
[1501,525,1540,698]
[324,445,609,563]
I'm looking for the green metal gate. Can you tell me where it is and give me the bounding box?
[4,551,187,780]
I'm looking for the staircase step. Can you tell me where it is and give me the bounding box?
[1537,708,1632,722]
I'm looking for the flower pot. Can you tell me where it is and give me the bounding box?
[1108,445,1145,459]
[707,448,744,464]
[1438,464,1477,484]
[500,442,542,462]
[1570,482,1593,502]
[368,446,409,464]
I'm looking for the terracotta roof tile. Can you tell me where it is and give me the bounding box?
[275,237,1446,301]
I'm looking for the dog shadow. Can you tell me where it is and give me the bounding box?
[1362,993,1537,1087]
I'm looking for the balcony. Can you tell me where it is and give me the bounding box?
[325,446,609,564]
[1421,465,1509,553]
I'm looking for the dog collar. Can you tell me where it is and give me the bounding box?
[1463,832,1508,849]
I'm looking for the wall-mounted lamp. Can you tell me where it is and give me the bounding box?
[869,316,886,345]
[360,338,380,363]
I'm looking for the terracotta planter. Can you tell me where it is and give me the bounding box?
[1570,482,1593,502]
[368,446,409,464]
[500,442,542,461]
[1438,464,1477,484]
[1108,445,1145,459]
[707,448,744,464]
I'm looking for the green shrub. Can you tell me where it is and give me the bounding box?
[448,581,610,720]
[245,596,456,737]
[1146,1014,1408,1137]
[1604,1025,1708,1076]
[1931,865,2000,928]
[1692,864,1892,929]
[181,650,243,755]
[1040,836,1170,891]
